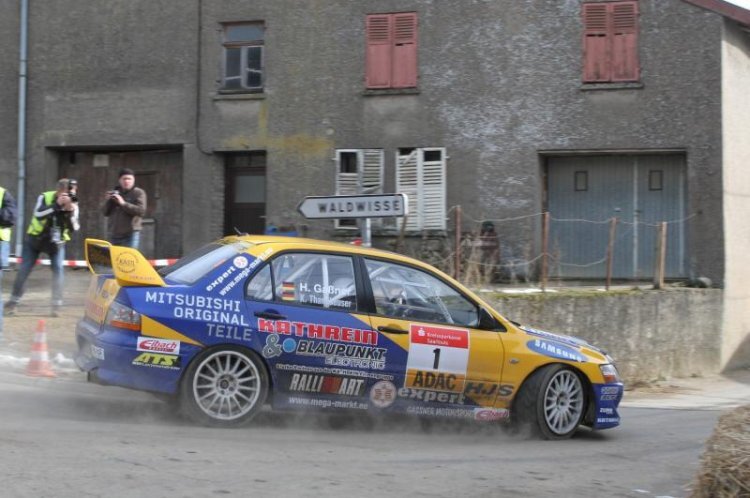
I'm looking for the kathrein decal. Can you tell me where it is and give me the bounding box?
[257,319,378,345]
[137,337,180,355]
[527,339,587,363]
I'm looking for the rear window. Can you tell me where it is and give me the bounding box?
[159,241,253,285]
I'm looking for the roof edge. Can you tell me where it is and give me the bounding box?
[682,0,750,27]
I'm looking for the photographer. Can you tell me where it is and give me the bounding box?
[103,168,146,249]
[4,178,80,317]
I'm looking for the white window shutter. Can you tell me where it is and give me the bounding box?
[335,150,359,229]
[421,148,446,230]
[361,149,384,227]
[397,149,421,230]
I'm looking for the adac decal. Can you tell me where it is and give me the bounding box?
[370,380,397,408]
[286,373,366,397]
[132,352,181,370]
[527,339,586,363]
[399,387,465,404]
[145,291,249,326]
[281,337,387,370]
[405,370,466,393]
[257,319,377,346]
[405,324,469,393]
[463,382,514,398]
[137,337,180,355]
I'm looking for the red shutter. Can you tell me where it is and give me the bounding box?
[611,1,639,81]
[366,14,392,88]
[582,3,610,82]
[392,12,418,88]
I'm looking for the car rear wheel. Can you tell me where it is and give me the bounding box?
[513,364,586,440]
[180,346,269,427]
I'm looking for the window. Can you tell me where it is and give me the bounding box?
[397,148,446,230]
[222,22,264,92]
[245,253,358,311]
[335,149,384,229]
[365,259,478,327]
[582,2,639,83]
[366,12,418,89]
[160,241,254,284]
[575,171,588,191]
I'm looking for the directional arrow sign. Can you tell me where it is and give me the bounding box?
[297,193,408,219]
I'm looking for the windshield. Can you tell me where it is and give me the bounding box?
[159,240,254,285]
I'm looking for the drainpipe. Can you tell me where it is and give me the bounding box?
[15,0,29,257]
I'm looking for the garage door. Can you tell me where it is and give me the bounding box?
[546,155,687,279]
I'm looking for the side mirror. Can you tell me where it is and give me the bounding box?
[478,308,505,331]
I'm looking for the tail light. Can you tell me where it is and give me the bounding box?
[105,301,141,331]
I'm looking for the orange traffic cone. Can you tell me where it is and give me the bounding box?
[26,319,56,378]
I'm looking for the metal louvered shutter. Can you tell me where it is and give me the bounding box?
[396,150,420,231]
[421,148,446,230]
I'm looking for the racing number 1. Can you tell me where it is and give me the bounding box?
[432,348,441,369]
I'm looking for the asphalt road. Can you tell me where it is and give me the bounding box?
[0,368,729,498]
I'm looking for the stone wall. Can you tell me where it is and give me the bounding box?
[482,288,723,383]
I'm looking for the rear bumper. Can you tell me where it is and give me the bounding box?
[75,318,182,395]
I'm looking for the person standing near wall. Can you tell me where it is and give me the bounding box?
[103,168,147,249]
[4,178,79,318]
[0,184,18,340]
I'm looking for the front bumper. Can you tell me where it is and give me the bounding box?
[591,383,624,429]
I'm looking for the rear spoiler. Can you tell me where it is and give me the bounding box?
[84,238,166,287]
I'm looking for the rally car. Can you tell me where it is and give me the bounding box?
[75,236,623,439]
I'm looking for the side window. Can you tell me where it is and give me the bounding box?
[266,253,358,311]
[365,259,478,327]
[246,264,273,301]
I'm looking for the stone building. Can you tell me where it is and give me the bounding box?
[0,0,748,366]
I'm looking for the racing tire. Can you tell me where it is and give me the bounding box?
[512,364,586,440]
[180,345,269,428]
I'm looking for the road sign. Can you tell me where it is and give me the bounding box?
[297,193,408,220]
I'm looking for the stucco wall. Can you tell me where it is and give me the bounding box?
[483,289,723,383]
[721,21,750,370]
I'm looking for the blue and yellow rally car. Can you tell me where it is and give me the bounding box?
[75,236,623,439]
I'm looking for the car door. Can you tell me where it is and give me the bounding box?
[363,258,507,418]
[244,251,378,411]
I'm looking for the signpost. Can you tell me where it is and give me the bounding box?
[297,193,408,247]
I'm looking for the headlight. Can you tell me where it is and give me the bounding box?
[600,364,621,383]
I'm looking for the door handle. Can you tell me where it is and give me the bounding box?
[377,325,408,334]
[254,311,287,320]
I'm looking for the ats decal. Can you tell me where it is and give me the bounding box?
[132,352,180,370]
[287,373,366,396]
[527,339,586,363]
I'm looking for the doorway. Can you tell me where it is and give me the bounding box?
[224,152,266,236]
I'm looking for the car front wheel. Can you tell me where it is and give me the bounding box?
[180,346,269,427]
[513,364,586,440]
